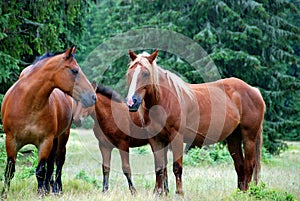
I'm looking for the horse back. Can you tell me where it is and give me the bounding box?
[186,77,265,145]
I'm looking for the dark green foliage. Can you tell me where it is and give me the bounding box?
[77,0,300,154]
[0,0,90,94]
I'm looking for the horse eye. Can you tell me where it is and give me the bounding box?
[71,68,79,75]
[142,71,150,77]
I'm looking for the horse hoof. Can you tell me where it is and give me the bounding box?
[102,186,109,194]
[1,193,8,201]
[153,188,163,196]
[175,190,184,197]
[37,188,46,198]
[129,186,137,195]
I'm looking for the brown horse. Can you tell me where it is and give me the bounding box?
[1,46,96,198]
[125,50,265,195]
[73,82,169,194]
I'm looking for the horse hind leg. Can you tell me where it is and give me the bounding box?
[226,126,245,190]
[240,126,260,190]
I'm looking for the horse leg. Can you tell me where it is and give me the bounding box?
[163,146,169,194]
[170,132,184,196]
[44,138,58,194]
[149,138,168,195]
[1,136,17,199]
[119,148,136,195]
[226,128,245,190]
[99,143,112,193]
[52,132,69,195]
[36,137,54,197]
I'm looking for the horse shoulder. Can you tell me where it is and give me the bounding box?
[50,89,73,134]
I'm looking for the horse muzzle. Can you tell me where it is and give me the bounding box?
[126,95,141,112]
[81,92,97,108]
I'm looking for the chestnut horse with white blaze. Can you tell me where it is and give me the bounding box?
[125,50,265,195]
[1,46,96,198]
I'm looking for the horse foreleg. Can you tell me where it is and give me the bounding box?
[44,138,58,194]
[99,143,112,193]
[1,137,17,199]
[1,158,16,199]
[52,132,69,195]
[36,137,54,197]
[119,148,136,195]
[149,138,167,195]
[170,132,184,196]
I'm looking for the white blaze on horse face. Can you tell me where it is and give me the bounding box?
[127,65,141,107]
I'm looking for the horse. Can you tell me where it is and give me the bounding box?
[72,82,170,195]
[1,46,96,198]
[125,50,265,195]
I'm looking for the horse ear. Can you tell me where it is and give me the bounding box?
[64,46,76,60]
[91,80,97,90]
[147,50,158,64]
[129,49,137,61]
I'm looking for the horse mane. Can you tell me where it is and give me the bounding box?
[96,85,124,103]
[33,51,64,64]
[129,52,194,102]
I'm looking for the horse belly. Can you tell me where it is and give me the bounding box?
[184,100,240,146]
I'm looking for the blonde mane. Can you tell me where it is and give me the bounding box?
[129,52,194,102]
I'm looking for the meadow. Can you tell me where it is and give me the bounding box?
[0,129,299,201]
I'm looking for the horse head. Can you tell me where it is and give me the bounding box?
[126,50,159,112]
[49,46,96,107]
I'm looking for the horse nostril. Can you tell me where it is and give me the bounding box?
[92,94,97,101]
[132,97,137,104]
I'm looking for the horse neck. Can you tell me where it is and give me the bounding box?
[17,67,56,110]
[95,93,121,119]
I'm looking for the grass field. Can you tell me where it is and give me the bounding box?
[1,128,299,201]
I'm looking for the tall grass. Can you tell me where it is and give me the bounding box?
[0,129,299,201]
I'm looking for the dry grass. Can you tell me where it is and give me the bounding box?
[1,129,299,201]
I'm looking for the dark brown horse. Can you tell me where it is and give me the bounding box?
[1,47,96,198]
[125,50,265,195]
[73,82,169,194]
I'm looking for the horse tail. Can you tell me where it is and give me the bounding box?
[253,123,263,185]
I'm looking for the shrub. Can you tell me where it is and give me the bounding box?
[75,169,101,189]
[183,143,232,166]
[0,140,6,181]
[232,182,296,201]
[131,145,151,155]
[16,147,38,179]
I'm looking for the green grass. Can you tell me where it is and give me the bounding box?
[0,129,299,201]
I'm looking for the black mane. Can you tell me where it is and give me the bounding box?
[33,51,64,64]
[96,85,124,103]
